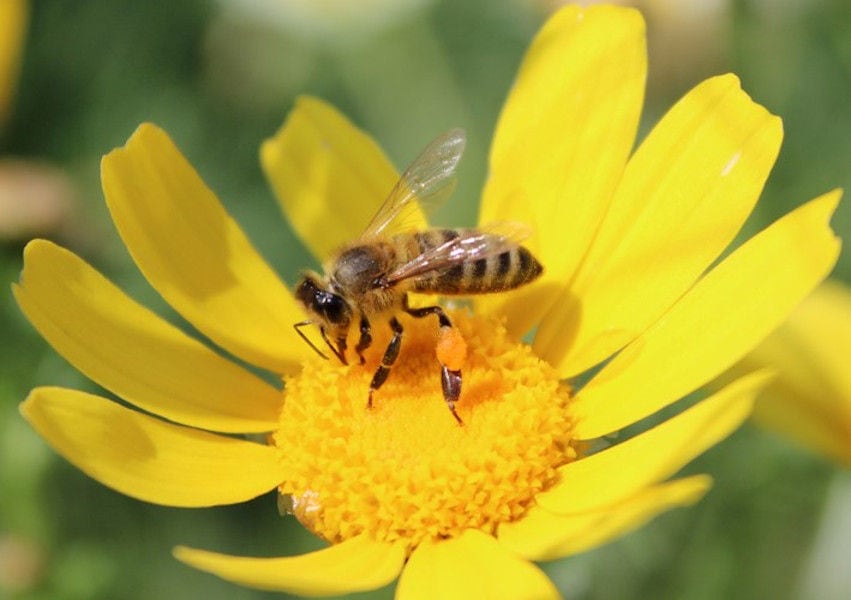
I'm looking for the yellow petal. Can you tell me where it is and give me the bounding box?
[173,536,405,596]
[0,0,27,124]
[541,371,768,514]
[537,75,783,375]
[14,240,281,433]
[261,96,407,261]
[733,280,851,464]
[500,474,711,561]
[101,123,308,375]
[396,530,560,600]
[571,191,841,440]
[20,388,282,507]
[476,4,646,336]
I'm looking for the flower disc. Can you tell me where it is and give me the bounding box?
[275,311,576,549]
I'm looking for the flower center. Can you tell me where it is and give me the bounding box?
[274,310,576,550]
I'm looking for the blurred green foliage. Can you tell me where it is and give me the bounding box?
[1,1,850,599]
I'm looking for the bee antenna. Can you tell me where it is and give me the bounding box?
[293,320,330,360]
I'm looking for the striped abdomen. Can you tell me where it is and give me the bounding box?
[407,229,543,295]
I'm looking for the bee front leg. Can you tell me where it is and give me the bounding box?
[367,317,403,410]
[403,297,466,425]
[320,326,348,365]
[355,316,372,365]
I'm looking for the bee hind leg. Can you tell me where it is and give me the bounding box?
[403,297,467,425]
[441,366,463,425]
[368,317,403,409]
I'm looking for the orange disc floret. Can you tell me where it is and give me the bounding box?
[274,310,577,551]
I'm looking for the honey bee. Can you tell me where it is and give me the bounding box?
[293,128,543,424]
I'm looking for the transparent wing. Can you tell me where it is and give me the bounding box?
[385,222,533,284]
[361,128,467,240]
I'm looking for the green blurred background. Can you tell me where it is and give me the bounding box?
[1,1,850,598]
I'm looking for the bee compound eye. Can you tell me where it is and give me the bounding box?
[320,293,350,325]
[295,278,317,307]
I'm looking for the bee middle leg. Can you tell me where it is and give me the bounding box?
[355,316,372,365]
[403,297,464,425]
[367,317,403,409]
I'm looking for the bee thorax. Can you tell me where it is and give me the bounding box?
[332,245,391,294]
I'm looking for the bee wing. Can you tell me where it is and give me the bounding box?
[385,222,533,285]
[361,128,467,240]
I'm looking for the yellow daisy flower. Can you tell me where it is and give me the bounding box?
[15,5,841,598]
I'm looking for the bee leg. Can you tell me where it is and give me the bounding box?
[355,316,372,365]
[403,298,466,425]
[293,320,329,360]
[367,317,403,410]
[441,366,463,426]
[402,301,452,329]
[320,326,348,365]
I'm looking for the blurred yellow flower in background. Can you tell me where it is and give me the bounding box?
[729,281,851,466]
[0,1,75,245]
[13,4,841,598]
[0,0,27,126]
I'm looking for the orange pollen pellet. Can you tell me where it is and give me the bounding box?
[436,326,468,371]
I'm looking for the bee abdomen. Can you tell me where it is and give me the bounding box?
[414,229,543,295]
[414,229,460,254]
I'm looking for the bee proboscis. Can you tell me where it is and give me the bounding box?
[293,128,543,424]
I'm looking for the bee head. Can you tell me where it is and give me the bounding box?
[295,272,352,329]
